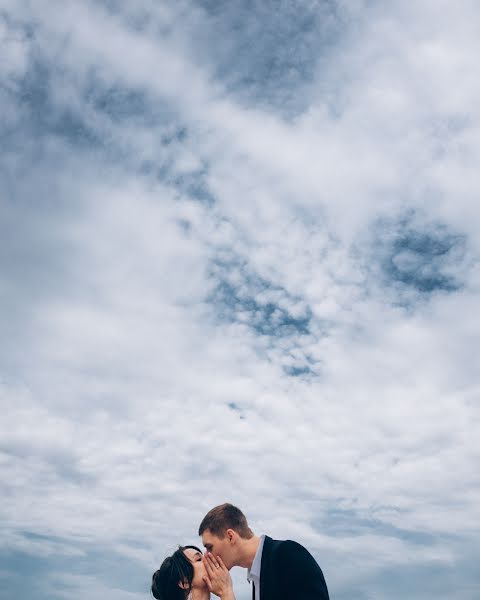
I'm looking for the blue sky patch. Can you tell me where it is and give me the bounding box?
[192,0,343,116]
[208,255,312,338]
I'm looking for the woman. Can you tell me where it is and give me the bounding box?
[151,544,235,600]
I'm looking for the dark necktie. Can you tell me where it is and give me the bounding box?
[252,581,256,600]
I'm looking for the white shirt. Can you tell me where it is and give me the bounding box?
[247,535,266,600]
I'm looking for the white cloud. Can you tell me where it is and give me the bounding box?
[1,1,480,599]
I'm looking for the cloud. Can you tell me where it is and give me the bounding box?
[1,1,480,599]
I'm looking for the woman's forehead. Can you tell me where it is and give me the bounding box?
[184,548,202,560]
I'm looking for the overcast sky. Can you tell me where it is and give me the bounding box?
[1,1,479,599]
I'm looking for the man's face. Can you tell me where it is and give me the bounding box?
[201,529,235,570]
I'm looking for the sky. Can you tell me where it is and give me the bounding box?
[1,1,479,599]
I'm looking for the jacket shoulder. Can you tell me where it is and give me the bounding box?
[263,537,329,600]
[273,539,312,558]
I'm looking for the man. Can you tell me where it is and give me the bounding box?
[199,503,329,600]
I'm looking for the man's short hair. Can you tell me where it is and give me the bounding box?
[198,503,253,539]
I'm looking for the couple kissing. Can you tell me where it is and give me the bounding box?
[151,503,329,600]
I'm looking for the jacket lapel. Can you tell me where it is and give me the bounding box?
[259,536,274,600]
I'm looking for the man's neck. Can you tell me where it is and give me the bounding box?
[238,534,261,570]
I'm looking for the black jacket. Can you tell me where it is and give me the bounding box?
[259,536,329,600]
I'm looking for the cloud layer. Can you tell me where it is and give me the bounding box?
[1,1,479,599]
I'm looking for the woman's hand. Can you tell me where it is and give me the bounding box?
[202,553,236,600]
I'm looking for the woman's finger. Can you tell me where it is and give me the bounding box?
[202,555,215,576]
[203,574,213,592]
[206,552,220,570]
[216,555,228,572]
[207,553,219,567]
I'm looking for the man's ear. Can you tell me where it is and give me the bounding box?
[226,528,236,543]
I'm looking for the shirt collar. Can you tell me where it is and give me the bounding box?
[247,535,265,582]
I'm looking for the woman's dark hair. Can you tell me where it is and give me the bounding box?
[151,545,202,600]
